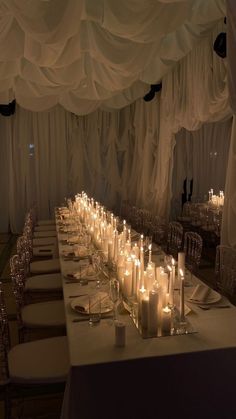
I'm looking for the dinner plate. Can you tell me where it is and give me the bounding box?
[70,295,113,315]
[188,290,221,305]
[65,270,99,281]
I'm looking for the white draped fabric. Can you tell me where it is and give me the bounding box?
[0,8,234,242]
[221,1,236,248]
[0,105,77,233]
[171,119,232,220]
[153,19,231,220]
[0,0,226,114]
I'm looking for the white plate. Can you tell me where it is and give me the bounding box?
[65,271,99,281]
[188,290,221,305]
[70,295,113,315]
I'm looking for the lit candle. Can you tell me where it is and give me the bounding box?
[162,305,172,335]
[138,285,146,305]
[132,243,139,259]
[171,257,176,289]
[148,289,158,336]
[141,295,149,329]
[128,229,131,242]
[178,252,185,284]
[179,268,185,322]
[140,234,144,249]
[123,270,132,298]
[167,265,173,307]
[148,243,152,263]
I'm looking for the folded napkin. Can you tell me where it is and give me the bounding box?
[74,245,89,257]
[189,284,214,303]
[74,292,111,313]
[76,265,97,278]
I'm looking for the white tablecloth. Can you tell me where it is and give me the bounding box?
[58,224,236,419]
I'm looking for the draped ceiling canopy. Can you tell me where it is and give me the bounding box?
[0,0,226,115]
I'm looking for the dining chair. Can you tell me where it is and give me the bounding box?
[10,253,62,303]
[17,234,61,275]
[166,221,184,257]
[0,282,69,419]
[184,231,203,274]
[10,255,65,342]
[215,245,236,302]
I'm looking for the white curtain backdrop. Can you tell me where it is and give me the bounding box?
[0,17,233,238]
[221,1,236,247]
[0,105,77,233]
[152,19,231,221]
[171,119,232,219]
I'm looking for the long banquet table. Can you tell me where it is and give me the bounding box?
[58,219,236,419]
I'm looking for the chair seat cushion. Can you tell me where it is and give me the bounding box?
[37,219,56,226]
[33,237,57,247]
[8,336,69,384]
[25,273,62,291]
[21,300,65,328]
[34,225,56,232]
[30,258,60,274]
[34,231,57,238]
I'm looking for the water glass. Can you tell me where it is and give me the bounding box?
[109,278,120,320]
[89,294,101,326]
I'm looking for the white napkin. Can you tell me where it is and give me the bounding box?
[74,245,89,257]
[75,265,97,279]
[189,284,212,303]
[73,292,110,313]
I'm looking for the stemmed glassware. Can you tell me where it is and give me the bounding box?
[91,253,101,288]
[109,278,120,321]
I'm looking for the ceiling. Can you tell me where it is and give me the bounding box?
[0,0,226,115]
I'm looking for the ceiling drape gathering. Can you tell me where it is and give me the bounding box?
[0,0,226,114]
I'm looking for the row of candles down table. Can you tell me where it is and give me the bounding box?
[70,193,189,337]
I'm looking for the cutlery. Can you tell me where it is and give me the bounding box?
[198,304,231,310]
[72,315,113,322]
[65,280,88,285]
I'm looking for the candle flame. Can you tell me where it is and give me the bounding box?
[140,285,146,293]
[148,244,152,251]
[163,305,171,313]
[171,257,175,265]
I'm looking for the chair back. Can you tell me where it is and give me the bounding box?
[184,231,203,273]
[215,245,236,298]
[167,222,183,257]
[0,283,10,381]
[9,255,25,327]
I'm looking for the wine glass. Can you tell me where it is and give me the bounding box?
[91,253,101,288]
[109,278,120,321]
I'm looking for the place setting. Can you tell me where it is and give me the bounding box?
[70,291,114,324]
[187,284,230,310]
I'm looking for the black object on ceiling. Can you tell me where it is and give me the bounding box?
[143,83,162,102]
[213,17,226,59]
[0,100,16,116]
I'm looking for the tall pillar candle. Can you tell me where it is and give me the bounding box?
[178,252,185,281]
[148,289,158,336]
[161,306,172,335]
[123,270,132,298]
[179,269,185,322]
[141,295,149,329]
